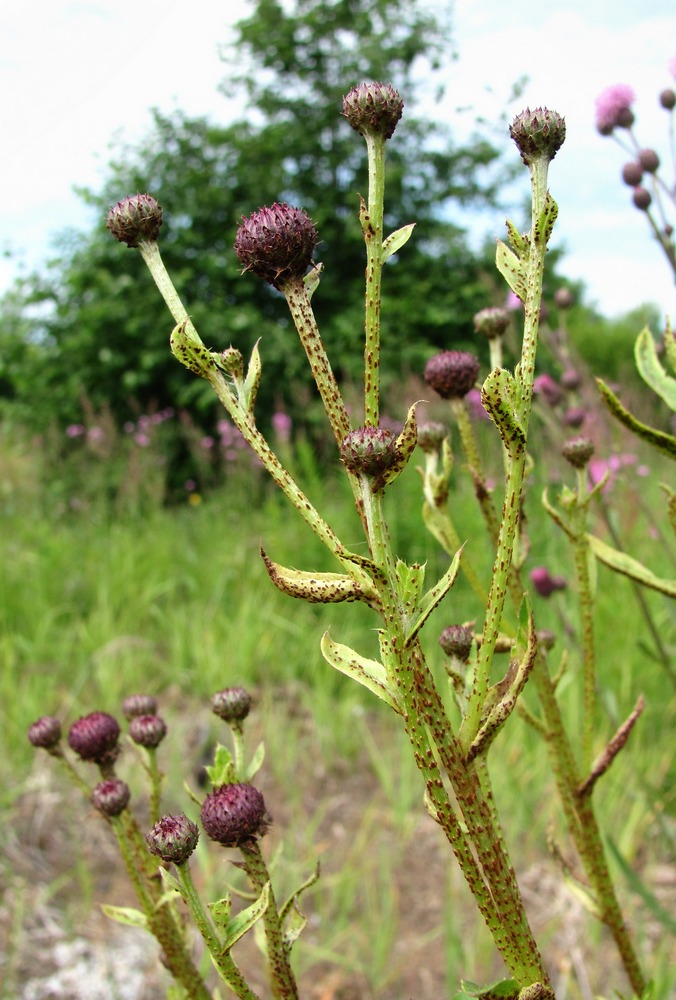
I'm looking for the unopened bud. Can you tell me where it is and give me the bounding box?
[638,148,659,173]
[28,716,62,750]
[201,784,270,847]
[439,625,474,662]
[473,306,511,339]
[632,187,652,211]
[147,814,200,864]
[68,712,120,765]
[129,714,167,749]
[554,288,575,310]
[509,108,566,166]
[659,88,676,110]
[339,426,398,477]
[234,203,318,288]
[342,82,404,140]
[417,421,449,454]
[106,194,162,247]
[211,687,252,724]
[621,162,643,187]
[530,567,567,598]
[122,694,158,720]
[562,436,595,469]
[92,779,130,817]
[424,351,480,400]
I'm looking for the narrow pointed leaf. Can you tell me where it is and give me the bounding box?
[395,559,426,617]
[208,895,232,936]
[381,401,420,488]
[261,549,371,603]
[405,547,462,645]
[481,368,525,451]
[282,898,308,950]
[279,861,321,922]
[243,740,265,783]
[170,319,216,379]
[505,219,528,259]
[100,904,149,929]
[304,262,323,300]
[664,318,676,374]
[320,632,400,712]
[241,339,262,412]
[158,866,184,897]
[596,378,676,459]
[205,744,237,787]
[381,222,415,262]
[587,534,676,597]
[220,882,271,952]
[635,326,676,410]
[495,240,527,301]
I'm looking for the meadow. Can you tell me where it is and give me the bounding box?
[1,397,674,998]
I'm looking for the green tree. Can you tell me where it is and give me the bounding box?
[0,0,510,452]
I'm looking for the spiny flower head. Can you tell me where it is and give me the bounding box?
[129,714,167,749]
[28,716,62,750]
[509,108,566,165]
[339,426,398,477]
[106,194,162,247]
[234,203,318,288]
[201,784,270,847]
[342,82,404,140]
[68,712,120,765]
[91,779,130,817]
[473,306,511,340]
[122,694,158,720]
[562,436,595,469]
[595,84,635,134]
[212,687,252,724]
[417,421,449,454]
[147,814,200,864]
[439,624,474,662]
[424,351,480,400]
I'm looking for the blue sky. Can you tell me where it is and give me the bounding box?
[1,0,674,319]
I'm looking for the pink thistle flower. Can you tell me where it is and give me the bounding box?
[201,436,215,450]
[135,433,150,447]
[595,84,636,133]
[66,424,85,438]
[272,411,292,443]
[505,290,523,311]
[533,373,563,407]
[669,55,676,81]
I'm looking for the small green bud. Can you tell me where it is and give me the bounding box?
[339,426,398,477]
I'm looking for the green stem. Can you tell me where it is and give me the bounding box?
[175,863,260,999]
[362,133,387,427]
[572,536,596,769]
[239,840,299,999]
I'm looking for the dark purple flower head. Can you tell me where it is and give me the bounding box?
[28,716,62,750]
[560,368,581,391]
[68,712,120,765]
[339,426,398,477]
[638,148,659,173]
[509,108,566,166]
[439,624,474,662]
[342,82,404,140]
[106,194,162,247]
[122,694,158,720]
[211,687,252,724]
[129,714,167,749]
[563,406,587,429]
[201,784,270,847]
[424,351,480,400]
[621,162,643,187]
[533,373,563,407]
[595,84,635,133]
[234,203,317,288]
[147,814,199,864]
[553,287,575,310]
[659,88,676,110]
[91,779,130,817]
[633,187,652,211]
[473,306,511,340]
[530,567,567,598]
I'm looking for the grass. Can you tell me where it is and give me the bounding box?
[2,422,675,998]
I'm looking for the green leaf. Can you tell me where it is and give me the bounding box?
[587,534,676,597]
[279,860,321,923]
[158,866,184,897]
[495,241,527,301]
[205,744,237,787]
[405,546,462,645]
[664,318,676,375]
[381,222,415,262]
[169,319,216,379]
[635,326,676,410]
[243,740,265,782]
[303,262,323,300]
[282,898,308,950]
[453,977,520,999]
[395,559,426,615]
[505,219,528,259]
[241,339,262,412]
[381,401,420,488]
[481,368,525,452]
[208,894,232,936]
[596,378,676,459]
[535,192,558,246]
[260,549,373,603]
[320,632,400,712]
[100,904,149,929]
[220,881,271,952]
[606,837,676,934]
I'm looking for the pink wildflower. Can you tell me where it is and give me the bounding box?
[669,55,676,81]
[66,424,85,438]
[505,290,523,310]
[595,84,635,133]
[272,411,292,442]
[533,373,563,407]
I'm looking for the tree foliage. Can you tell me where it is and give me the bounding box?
[0,0,512,442]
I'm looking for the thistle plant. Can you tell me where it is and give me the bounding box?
[27,83,673,998]
[595,55,676,281]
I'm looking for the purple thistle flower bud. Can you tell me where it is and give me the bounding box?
[106,194,162,247]
[553,288,575,310]
[28,716,62,750]
[122,694,158,720]
[536,629,556,652]
[595,84,635,134]
[560,368,581,391]
[563,406,587,429]
[659,88,676,110]
[339,426,398,477]
[234,203,318,289]
[68,712,120,765]
[621,162,643,187]
[211,687,252,724]
[533,373,563,407]
[147,814,200,864]
[509,108,566,166]
[200,784,270,848]
[530,567,567,599]
[91,779,130,817]
[632,187,652,211]
[473,306,511,340]
[424,351,480,400]
[638,148,659,173]
[562,436,595,469]
[417,421,449,454]
[129,714,167,749]
[439,625,474,662]
[342,82,404,140]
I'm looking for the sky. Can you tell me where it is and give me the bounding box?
[1,0,675,319]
